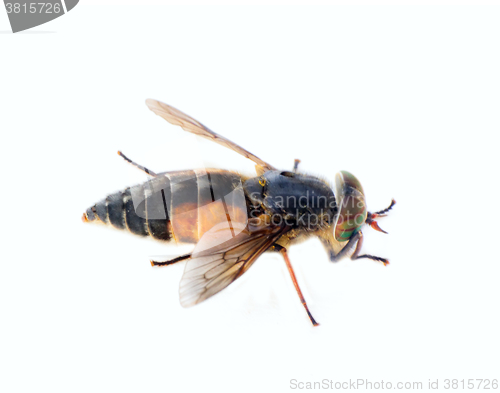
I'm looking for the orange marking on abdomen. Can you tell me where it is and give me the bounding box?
[171,202,199,243]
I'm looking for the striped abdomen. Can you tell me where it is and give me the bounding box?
[83,169,249,243]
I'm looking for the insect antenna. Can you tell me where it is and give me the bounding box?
[372,199,396,217]
[366,199,396,233]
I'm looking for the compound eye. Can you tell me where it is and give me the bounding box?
[334,171,367,242]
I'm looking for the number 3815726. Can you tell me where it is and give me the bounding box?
[5,3,62,14]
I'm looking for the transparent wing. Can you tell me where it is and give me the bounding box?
[146,99,276,172]
[179,218,287,307]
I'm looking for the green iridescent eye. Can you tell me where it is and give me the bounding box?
[333,171,367,242]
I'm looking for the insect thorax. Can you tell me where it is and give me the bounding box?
[243,170,337,231]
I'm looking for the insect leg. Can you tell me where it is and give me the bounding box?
[355,254,389,266]
[349,231,389,266]
[350,231,364,259]
[329,231,361,262]
[117,151,158,176]
[150,253,191,267]
[329,231,389,266]
[293,159,301,173]
[278,246,319,327]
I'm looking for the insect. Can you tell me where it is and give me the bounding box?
[82,99,396,326]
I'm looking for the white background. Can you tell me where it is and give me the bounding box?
[1,3,500,393]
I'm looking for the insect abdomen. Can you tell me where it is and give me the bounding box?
[83,186,166,238]
[83,169,247,244]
